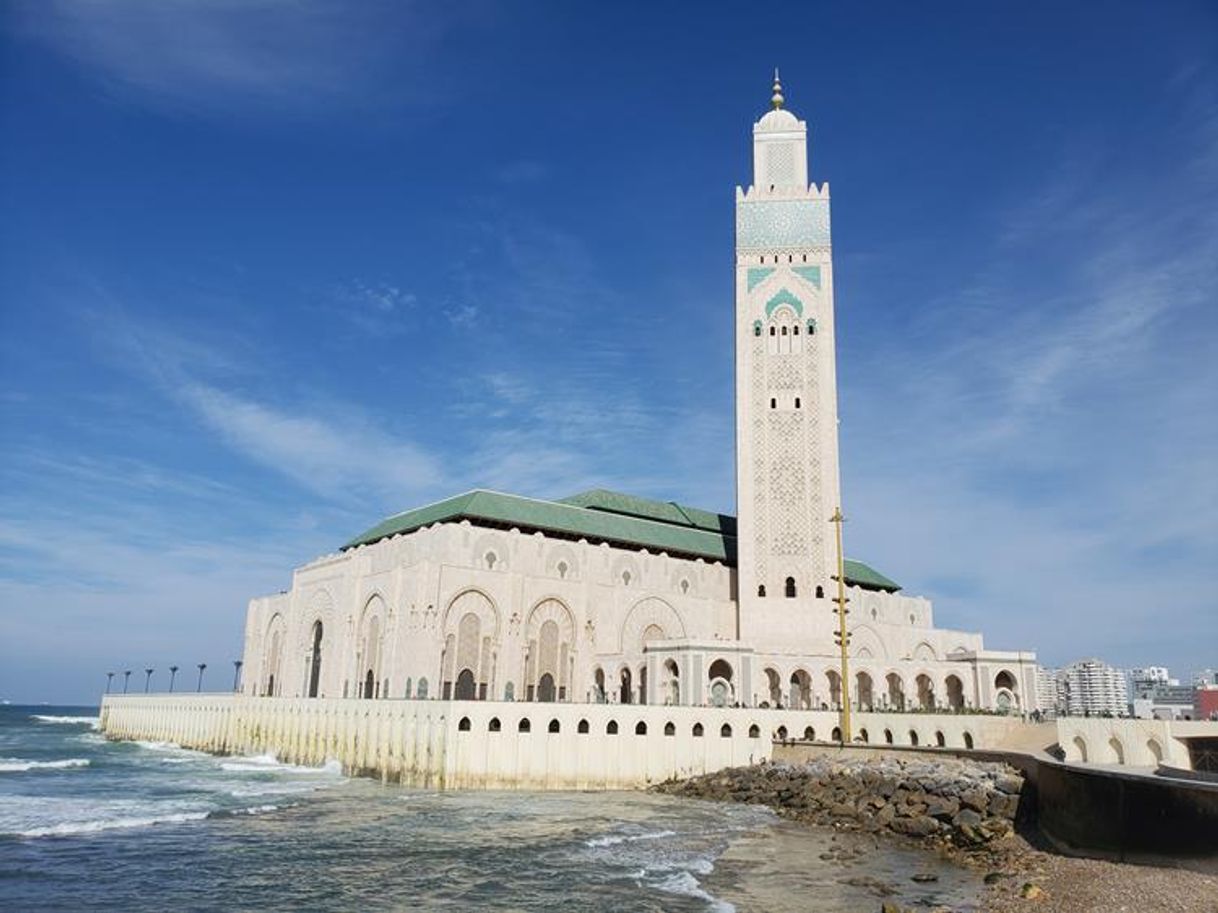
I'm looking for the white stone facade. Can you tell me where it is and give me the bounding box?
[239,80,1039,724]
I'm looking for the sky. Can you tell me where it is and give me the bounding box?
[1,1,1215,705]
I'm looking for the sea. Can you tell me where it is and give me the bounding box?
[0,705,983,911]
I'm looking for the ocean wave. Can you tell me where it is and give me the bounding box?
[16,811,209,839]
[31,715,99,729]
[586,829,676,848]
[0,758,91,773]
[647,869,734,913]
[220,755,342,776]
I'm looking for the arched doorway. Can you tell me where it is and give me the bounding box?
[364,669,375,699]
[619,667,633,704]
[885,672,904,710]
[789,670,812,710]
[916,674,935,710]
[855,671,874,710]
[307,621,323,698]
[708,659,734,707]
[764,667,781,706]
[826,669,842,709]
[945,674,965,711]
[662,659,680,705]
[455,668,476,700]
[538,672,556,703]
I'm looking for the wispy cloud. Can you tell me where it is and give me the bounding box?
[8,0,456,115]
[179,381,442,502]
[841,74,1218,670]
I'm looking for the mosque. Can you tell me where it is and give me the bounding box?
[241,76,1039,720]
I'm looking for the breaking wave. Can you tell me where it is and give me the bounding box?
[31,715,99,729]
[0,758,90,773]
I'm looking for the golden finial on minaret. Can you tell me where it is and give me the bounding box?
[771,68,784,110]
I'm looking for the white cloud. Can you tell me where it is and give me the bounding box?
[9,0,455,114]
[179,382,443,502]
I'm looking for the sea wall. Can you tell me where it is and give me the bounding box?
[99,696,1031,790]
[100,694,775,789]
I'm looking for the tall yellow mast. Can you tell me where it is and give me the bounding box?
[830,507,851,743]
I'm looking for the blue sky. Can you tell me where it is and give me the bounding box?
[1,1,1215,704]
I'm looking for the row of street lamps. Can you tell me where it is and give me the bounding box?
[104,661,243,694]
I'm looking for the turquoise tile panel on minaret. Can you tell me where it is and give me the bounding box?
[735,198,831,251]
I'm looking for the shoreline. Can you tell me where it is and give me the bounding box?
[652,757,1218,913]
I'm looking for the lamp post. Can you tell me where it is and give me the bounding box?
[105,672,114,694]
[830,507,852,744]
[144,668,154,693]
[232,660,243,693]
[196,663,206,692]
[169,665,179,693]
[123,670,132,694]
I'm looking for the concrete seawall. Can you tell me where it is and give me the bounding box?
[99,695,1032,790]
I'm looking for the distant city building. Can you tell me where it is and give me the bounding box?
[1193,669,1218,687]
[1130,666,1173,693]
[1058,659,1127,717]
[1196,686,1218,722]
[1034,665,1059,717]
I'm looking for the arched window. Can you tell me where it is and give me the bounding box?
[815,585,824,599]
[577,719,590,734]
[548,719,560,734]
[776,725,788,740]
[458,716,471,731]
[621,570,631,586]
[935,731,946,747]
[803,726,815,741]
[964,732,975,750]
[909,730,920,746]
[417,677,429,699]
[754,325,762,337]
[518,718,531,733]
[607,720,619,735]
[784,576,796,598]
[489,717,501,732]
[748,724,760,738]
[692,722,704,737]
[831,726,842,742]
[664,721,676,736]
[720,723,732,738]
[404,677,412,699]
[635,721,648,735]
[680,579,690,594]
[757,585,766,597]
[485,551,497,569]
[769,326,776,336]
[858,728,869,743]
[781,326,788,335]
[557,561,568,579]
[793,326,800,336]
[884,728,893,744]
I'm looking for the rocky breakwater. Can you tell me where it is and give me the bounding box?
[654,756,1024,852]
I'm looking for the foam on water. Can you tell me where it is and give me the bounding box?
[0,757,91,772]
[17,811,211,838]
[585,828,676,848]
[219,754,343,776]
[30,715,99,728]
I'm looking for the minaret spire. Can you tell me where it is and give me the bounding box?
[771,68,784,110]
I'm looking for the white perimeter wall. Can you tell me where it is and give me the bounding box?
[101,695,1045,789]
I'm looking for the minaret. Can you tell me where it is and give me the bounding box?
[735,72,842,649]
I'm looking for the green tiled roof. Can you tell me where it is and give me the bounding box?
[559,489,736,537]
[343,488,900,592]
